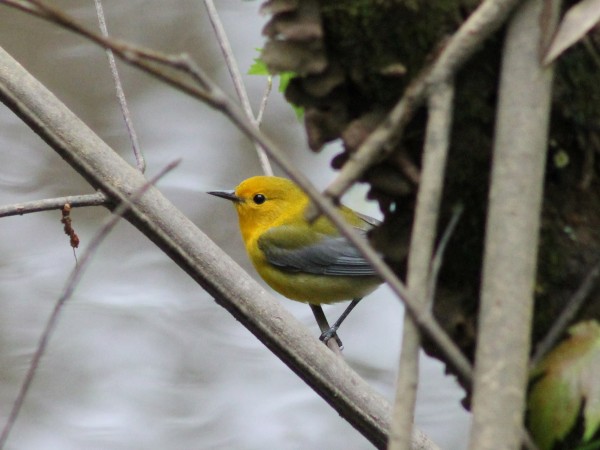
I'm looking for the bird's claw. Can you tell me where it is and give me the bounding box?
[319,327,343,350]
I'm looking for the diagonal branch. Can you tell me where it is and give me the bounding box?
[0,44,447,450]
[0,0,475,394]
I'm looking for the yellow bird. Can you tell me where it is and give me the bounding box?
[208,176,381,344]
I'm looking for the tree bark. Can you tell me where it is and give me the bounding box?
[467,0,558,448]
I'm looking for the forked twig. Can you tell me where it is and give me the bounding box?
[203,0,273,175]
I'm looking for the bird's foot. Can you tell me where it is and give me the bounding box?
[319,326,343,350]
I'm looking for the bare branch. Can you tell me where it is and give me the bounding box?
[428,204,463,303]
[256,76,273,127]
[203,0,273,176]
[389,83,455,450]
[0,43,399,450]
[93,0,145,172]
[0,192,106,218]
[0,161,179,449]
[467,0,559,448]
[325,0,525,201]
[0,0,475,394]
[1,1,223,105]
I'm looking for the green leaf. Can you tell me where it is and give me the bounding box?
[529,321,600,449]
[248,52,269,76]
[247,51,304,120]
[278,71,294,93]
[277,72,304,119]
[529,371,581,449]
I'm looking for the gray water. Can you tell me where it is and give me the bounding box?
[0,1,470,449]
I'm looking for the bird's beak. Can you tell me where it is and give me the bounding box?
[207,190,242,203]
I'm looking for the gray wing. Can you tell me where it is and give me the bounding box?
[257,225,376,276]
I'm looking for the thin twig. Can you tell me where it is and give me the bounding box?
[2,1,219,104]
[0,0,474,388]
[0,192,106,218]
[427,203,463,305]
[530,259,600,367]
[389,83,455,450]
[0,160,179,450]
[0,41,452,448]
[203,0,273,176]
[256,76,272,127]
[93,0,145,172]
[325,0,524,201]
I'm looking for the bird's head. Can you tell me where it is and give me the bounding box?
[208,176,308,239]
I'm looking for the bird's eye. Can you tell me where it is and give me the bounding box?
[253,194,266,205]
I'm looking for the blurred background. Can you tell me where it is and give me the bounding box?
[0,1,470,448]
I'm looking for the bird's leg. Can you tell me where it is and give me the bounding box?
[309,304,344,349]
[319,298,362,344]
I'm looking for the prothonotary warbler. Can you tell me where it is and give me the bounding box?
[208,176,382,345]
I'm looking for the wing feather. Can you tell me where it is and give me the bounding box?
[257,225,376,276]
